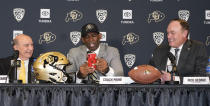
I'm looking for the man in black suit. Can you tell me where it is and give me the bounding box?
[149,19,208,82]
[0,34,35,83]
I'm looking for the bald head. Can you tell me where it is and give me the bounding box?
[13,34,34,60]
[13,34,31,45]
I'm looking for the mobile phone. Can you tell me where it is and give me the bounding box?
[87,53,97,69]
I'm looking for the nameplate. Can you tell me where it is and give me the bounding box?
[99,77,134,84]
[183,77,209,84]
[0,75,9,83]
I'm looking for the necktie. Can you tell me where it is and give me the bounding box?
[19,60,26,83]
[174,48,180,65]
[89,71,99,83]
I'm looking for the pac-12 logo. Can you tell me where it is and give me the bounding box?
[178,10,190,21]
[124,54,136,68]
[96,9,107,23]
[13,8,25,22]
[70,31,81,45]
[153,32,164,46]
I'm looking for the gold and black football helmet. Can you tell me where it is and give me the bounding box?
[33,52,71,83]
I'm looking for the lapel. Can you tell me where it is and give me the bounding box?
[7,57,15,82]
[28,58,34,83]
[80,45,88,63]
[177,40,192,73]
[98,44,105,58]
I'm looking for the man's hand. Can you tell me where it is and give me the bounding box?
[77,62,95,79]
[161,71,171,82]
[95,58,109,74]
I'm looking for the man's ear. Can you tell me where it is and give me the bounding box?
[81,37,85,43]
[13,45,18,50]
[183,30,188,38]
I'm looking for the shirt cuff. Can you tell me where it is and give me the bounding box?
[76,72,83,83]
[105,67,115,76]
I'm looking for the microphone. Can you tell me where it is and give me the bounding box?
[168,52,176,65]
[11,50,20,67]
[10,50,22,83]
[165,51,179,84]
[13,50,19,60]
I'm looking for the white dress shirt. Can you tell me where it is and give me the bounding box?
[166,44,183,72]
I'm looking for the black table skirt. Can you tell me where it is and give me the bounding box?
[0,84,210,106]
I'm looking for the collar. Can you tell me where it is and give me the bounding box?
[87,46,100,56]
[170,44,184,51]
[17,58,29,63]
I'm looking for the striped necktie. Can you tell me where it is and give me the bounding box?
[89,71,99,83]
[19,60,26,83]
[174,48,180,65]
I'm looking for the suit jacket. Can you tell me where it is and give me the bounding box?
[66,43,124,81]
[0,56,36,83]
[149,40,208,77]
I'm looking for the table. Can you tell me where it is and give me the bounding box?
[0,84,210,106]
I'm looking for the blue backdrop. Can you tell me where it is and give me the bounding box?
[0,0,209,75]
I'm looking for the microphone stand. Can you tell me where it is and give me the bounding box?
[12,59,22,83]
[7,50,22,83]
[165,63,179,85]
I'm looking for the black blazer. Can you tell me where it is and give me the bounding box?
[0,56,36,83]
[149,40,208,77]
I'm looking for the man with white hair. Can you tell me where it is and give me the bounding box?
[0,34,35,83]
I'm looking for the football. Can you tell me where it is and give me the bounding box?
[128,65,161,84]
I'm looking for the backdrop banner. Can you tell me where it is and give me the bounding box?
[0,0,209,75]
